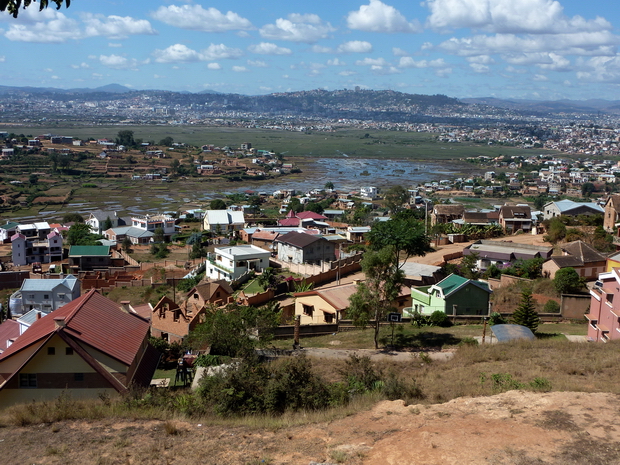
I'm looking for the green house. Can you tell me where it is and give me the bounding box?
[407,274,491,316]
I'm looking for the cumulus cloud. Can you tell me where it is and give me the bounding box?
[152,43,242,63]
[248,59,268,67]
[469,63,490,73]
[339,70,356,76]
[108,43,122,48]
[71,62,91,69]
[232,66,248,72]
[98,54,141,70]
[259,13,334,43]
[151,5,252,32]
[533,74,549,81]
[355,57,388,66]
[347,0,421,33]
[327,58,346,66]
[0,56,5,62]
[425,0,611,34]
[207,63,222,70]
[82,14,155,39]
[202,43,244,60]
[4,10,81,42]
[392,47,409,56]
[337,40,373,53]
[466,55,495,64]
[312,45,333,53]
[398,57,448,68]
[248,42,292,55]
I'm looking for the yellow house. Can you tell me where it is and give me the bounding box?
[0,290,160,407]
[294,282,411,325]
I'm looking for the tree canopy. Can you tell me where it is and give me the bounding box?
[66,223,102,246]
[554,267,585,295]
[1,0,68,18]
[512,289,540,333]
[367,216,430,270]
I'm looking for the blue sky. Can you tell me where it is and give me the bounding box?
[1,0,619,100]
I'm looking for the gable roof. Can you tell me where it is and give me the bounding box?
[499,205,531,219]
[205,209,244,225]
[605,195,620,213]
[296,211,328,220]
[0,320,19,353]
[0,290,150,366]
[20,275,79,293]
[191,280,234,301]
[276,231,323,248]
[546,199,604,215]
[551,240,606,267]
[433,204,464,215]
[434,273,491,297]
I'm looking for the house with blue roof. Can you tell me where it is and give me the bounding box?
[407,274,492,317]
[542,199,604,220]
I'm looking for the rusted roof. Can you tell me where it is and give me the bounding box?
[0,290,150,367]
[433,205,464,215]
[0,320,19,353]
[561,240,606,264]
[252,230,280,241]
[499,205,531,219]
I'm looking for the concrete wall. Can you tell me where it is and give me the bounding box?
[560,293,591,320]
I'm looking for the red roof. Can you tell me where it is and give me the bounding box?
[278,218,301,227]
[0,290,150,366]
[296,211,328,220]
[0,320,19,353]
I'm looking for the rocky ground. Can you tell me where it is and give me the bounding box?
[2,390,619,465]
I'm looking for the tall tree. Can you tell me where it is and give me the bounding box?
[210,199,227,210]
[67,223,101,246]
[512,289,540,333]
[383,185,409,213]
[367,216,430,271]
[116,130,135,147]
[348,247,404,349]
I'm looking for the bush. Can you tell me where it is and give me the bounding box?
[429,310,452,327]
[380,372,425,403]
[489,312,507,326]
[543,299,561,313]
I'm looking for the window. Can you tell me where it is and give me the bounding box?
[324,312,334,323]
[302,304,314,317]
[47,347,55,355]
[65,347,74,355]
[19,373,37,388]
[74,373,84,382]
[43,294,49,300]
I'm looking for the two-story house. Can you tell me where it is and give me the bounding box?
[131,214,176,241]
[206,245,270,282]
[11,230,63,267]
[603,194,620,233]
[587,269,620,341]
[275,231,336,265]
[203,210,245,234]
[86,210,126,235]
[498,205,532,233]
[408,274,492,316]
[9,275,80,317]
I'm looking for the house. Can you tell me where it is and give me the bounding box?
[104,226,154,245]
[457,211,499,226]
[206,245,270,282]
[360,186,378,200]
[203,210,245,234]
[68,245,111,271]
[11,231,63,267]
[431,204,464,226]
[278,210,328,228]
[0,290,160,406]
[0,222,19,243]
[542,199,604,220]
[0,320,19,354]
[294,282,411,325]
[463,240,553,272]
[346,226,371,243]
[408,274,492,316]
[151,281,233,343]
[603,195,620,233]
[86,210,126,235]
[275,231,336,265]
[9,275,80,317]
[542,240,607,280]
[131,214,176,241]
[499,205,532,233]
[587,269,620,341]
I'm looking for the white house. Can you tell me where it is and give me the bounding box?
[131,214,176,240]
[11,231,63,267]
[9,274,80,318]
[360,186,378,200]
[206,245,270,282]
[203,210,245,234]
[86,210,124,235]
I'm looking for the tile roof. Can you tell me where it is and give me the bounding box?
[0,320,19,353]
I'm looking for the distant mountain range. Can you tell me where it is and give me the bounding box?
[1,83,619,117]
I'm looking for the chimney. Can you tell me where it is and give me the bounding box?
[120,301,131,313]
[54,317,66,329]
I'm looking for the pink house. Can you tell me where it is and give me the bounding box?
[587,268,620,342]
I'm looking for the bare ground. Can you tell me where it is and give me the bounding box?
[3,390,620,465]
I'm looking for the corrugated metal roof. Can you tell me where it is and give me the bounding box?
[21,275,79,292]
[69,245,110,257]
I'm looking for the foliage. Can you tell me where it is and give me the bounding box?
[324,181,334,190]
[62,212,83,223]
[1,0,68,18]
[153,226,165,243]
[543,217,566,244]
[428,310,452,327]
[502,257,545,279]
[66,223,103,246]
[257,267,280,291]
[208,198,226,210]
[176,271,205,292]
[150,242,169,259]
[186,303,281,357]
[554,267,585,294]
[431,222,504,240]
[367,216,430,270]
[159,136,174,147]
[543,299,561,313]
[383,185,408,212]
[483,264,502,279]
[512,289,540,333]
[348,247,404,349]
[489,312,507,325]
[304,201,324,214]
[194,354,231,368]
[121,237,132,253]
[101,216,113,231]
[116,130,136,147]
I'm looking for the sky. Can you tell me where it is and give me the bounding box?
[1,0,620,100]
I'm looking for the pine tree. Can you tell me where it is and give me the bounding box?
[512,289,540,333]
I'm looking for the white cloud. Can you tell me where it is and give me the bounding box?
[51,75,60,80]
[0,56,5,62]
[576,56,620,82]
[312,45,333,53]
[347,0,421,33]
[469,63,490,73]
[425,0,611,34]
[82,14,155,39]
[248,60,268,67]
[398,57,447,68]
[108,43,122,48]
[339,70,356,76]
[533,74,549,81]
[71,62,90,69]
[392,47,409,57]
[44,68,53,73]
[327,58,346,66]
[207,63,222,70]
[153,44,203,63]
[337,40,373,53]
[98,54,141,70]
[232,66,248,72]
[202,43,244,60]
[151,5,252,32]
[356,57,388,66]
[259,13,334,43]
[4,11,81,42]
[466,55,495,64]
[248,42,292,55]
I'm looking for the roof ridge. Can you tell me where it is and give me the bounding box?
[64,289,99,325]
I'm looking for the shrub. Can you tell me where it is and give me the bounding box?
[429,310,452,327]
[380,372,425,403]
[489,312,507,326]
[543,300,561,313]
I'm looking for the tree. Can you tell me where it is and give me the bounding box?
[367,216,430,271]
[512,289,540,333]
[28,174,38,185]
[121,236,132,253]
[153,226,165,243]
[67,223,101,246]
[304,202,324,214]
[101,216,113,231]
[581,182,596,197]
[210,199,227,210]
[62,212,83,223]
[348,247,404,349]
[257,267,280,291]
[116,130,135,147]
[383,185,408,213]
[324,181,334,190]
[544,217,566,244]
[159,136,174,147]
[554,267,585,294]
[1,0,68,18]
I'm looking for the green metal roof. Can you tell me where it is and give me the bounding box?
[69,245,111,257]
[436,273,491,297]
